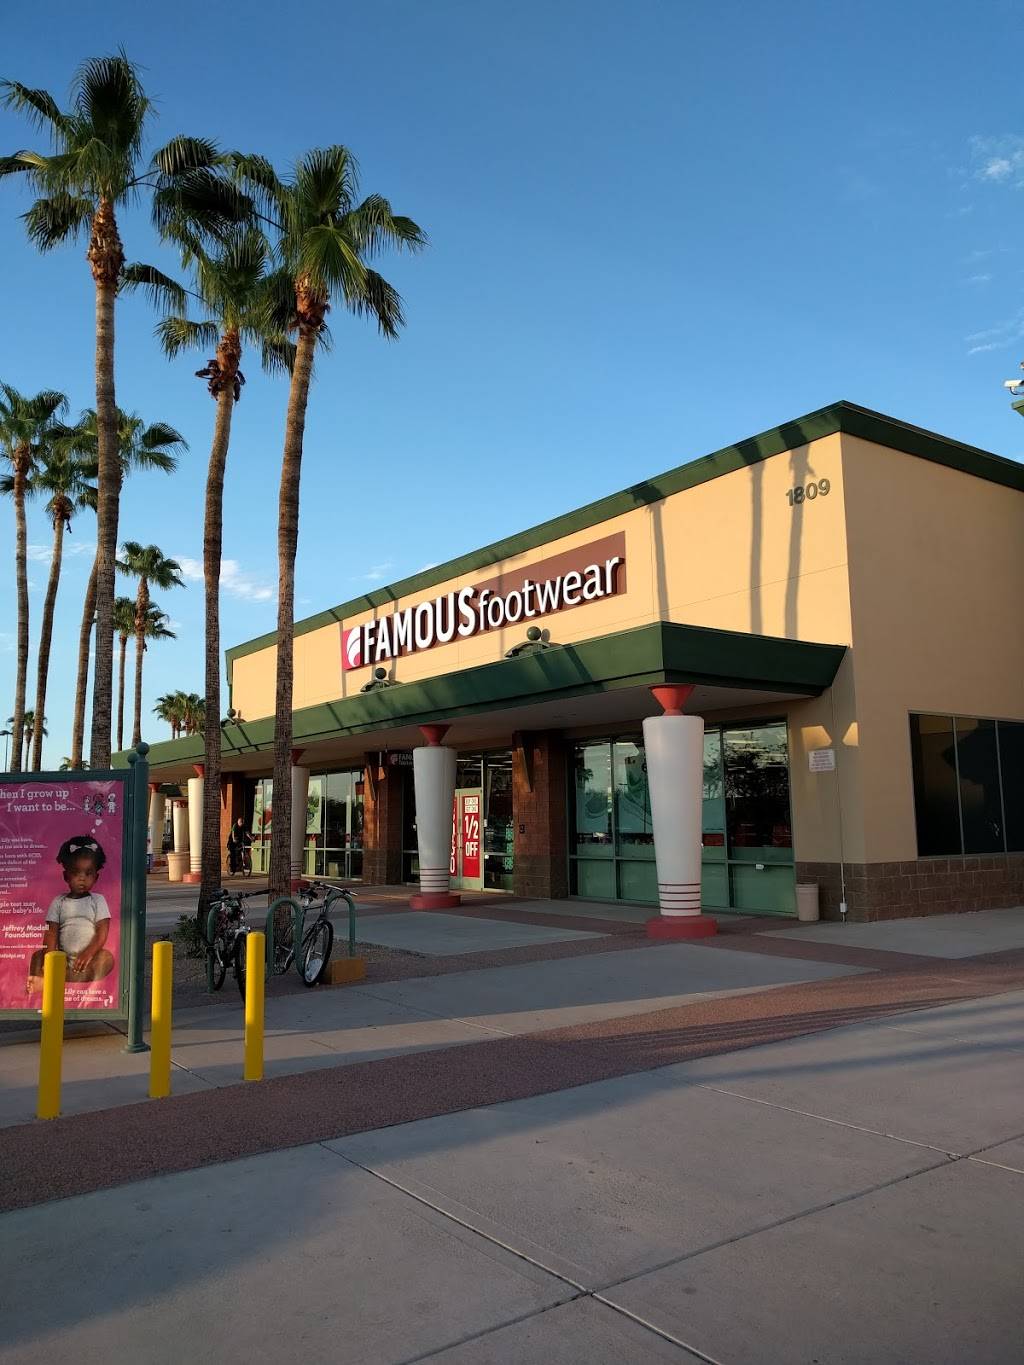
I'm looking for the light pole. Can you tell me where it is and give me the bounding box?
[0,729,10,772]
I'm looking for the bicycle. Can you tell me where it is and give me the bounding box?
[225,844,253,878]
[293,881,355,987]
[205,888,263,994]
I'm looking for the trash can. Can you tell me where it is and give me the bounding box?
[166,850,189,883]
[796,882,820,923]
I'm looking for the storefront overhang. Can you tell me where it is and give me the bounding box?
[125,621,845,780]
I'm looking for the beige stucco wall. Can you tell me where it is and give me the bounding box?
[231,432,853,718]
[841,433,1024,863]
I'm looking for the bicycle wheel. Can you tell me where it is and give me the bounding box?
[300,919,333,986]
[241,850,252,879]
[210,933,228,990]
[234,933,248,1001]
[274,916,295,975]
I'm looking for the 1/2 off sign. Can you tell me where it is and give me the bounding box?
[450,792,482,879]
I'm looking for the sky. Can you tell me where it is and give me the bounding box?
[1,0,1023,768]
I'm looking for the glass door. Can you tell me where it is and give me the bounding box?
[451,788,484,891]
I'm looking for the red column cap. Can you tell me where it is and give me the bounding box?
[650,685,694,716]
[418,724,450,746]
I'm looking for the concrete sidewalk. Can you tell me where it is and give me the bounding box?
[3,987,1023,1363]
[0,934,864,1126]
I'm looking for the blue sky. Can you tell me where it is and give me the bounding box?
[2,0,1023,767]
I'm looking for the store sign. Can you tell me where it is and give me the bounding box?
[342,532,626,672]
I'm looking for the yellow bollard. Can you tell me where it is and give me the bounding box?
[149,941,173,1098]
[244,931,265,1082]
[37,951,67,1120]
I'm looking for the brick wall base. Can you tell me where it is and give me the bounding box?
[796,855,1024,922]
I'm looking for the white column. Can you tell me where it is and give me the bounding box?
[290,752,310,886]
[410,724,460,909]
[148,786,166,866]
[644,686,717,939]
[172,798,189,853]
[184,765,204,884]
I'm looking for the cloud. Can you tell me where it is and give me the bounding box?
[360,562,394,584]
[176,555,274,603]
[965,309,1024,354]
[969,136,1024,187]
[26,539,96,565]
[966,273,992,285]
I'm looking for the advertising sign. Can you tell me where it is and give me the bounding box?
[342,532,627,672]
[461,794,481,879]
[0,777,127,1013]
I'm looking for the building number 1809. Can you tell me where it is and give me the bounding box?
[786,478,830,506]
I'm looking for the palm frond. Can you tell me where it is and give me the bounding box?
[120,262,189,314]
[351,267,406,339]
[141,422,187,454]
[151,135,220,177]
[22,192,93,248]
[0,81,69,135]
[73,53,150,164]
[259,336,296,376]
[297,224,367,301]
[155,315,219,358]
[152,168,252,241]
[346,195,427,258]
[230,152,288,221]
[0,152,40,179]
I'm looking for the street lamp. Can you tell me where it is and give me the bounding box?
[0,729,9,771]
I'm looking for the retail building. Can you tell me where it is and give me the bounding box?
[135,401,1024,926]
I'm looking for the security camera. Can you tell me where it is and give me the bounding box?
[1003,379,1024,391]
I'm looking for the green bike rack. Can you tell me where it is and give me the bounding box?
[205,907,219,993]
[265,897,303,974]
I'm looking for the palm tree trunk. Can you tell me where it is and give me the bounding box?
[71,560,97,769]
[31,515,65,770]
[88,199,124,769]
[10,451,29,774]
[201,358,238,912]
[131,577,150,748]
[116,634,127,753]
[269,325,317,897]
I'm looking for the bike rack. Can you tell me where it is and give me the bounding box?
[265,897,303,972]
[205,907,220,993]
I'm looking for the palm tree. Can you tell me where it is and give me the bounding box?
[9,711,46,769]
[117,544,184,746]
[114,598,175,752]
[124,226,293,906]
[1,53,246,767]
[153,689,204,738]
[0,385,67,772]
[233,147,425,894]
[63,409,186,767]
[24,447,96,770]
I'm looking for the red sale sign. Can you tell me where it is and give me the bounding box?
[461,794,481,879]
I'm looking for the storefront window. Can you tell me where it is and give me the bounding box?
[910,713,1021,857]
[1000,722,1024,853]
[723,723,792,859]
[573,743,613,856]
[248,769,363,879]
[569,721,795,914]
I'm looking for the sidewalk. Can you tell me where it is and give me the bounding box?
[2,904,1024,1361]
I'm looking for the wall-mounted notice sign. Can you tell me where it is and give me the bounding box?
[808,748,836,773]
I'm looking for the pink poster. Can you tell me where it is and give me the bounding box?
[0,779,125,1013]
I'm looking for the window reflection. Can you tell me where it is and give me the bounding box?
[574,743,613,854]
[724,723,792,856]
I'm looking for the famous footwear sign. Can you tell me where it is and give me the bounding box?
[342,532,626,671]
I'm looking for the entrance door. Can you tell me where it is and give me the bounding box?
[450,788,484,891]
